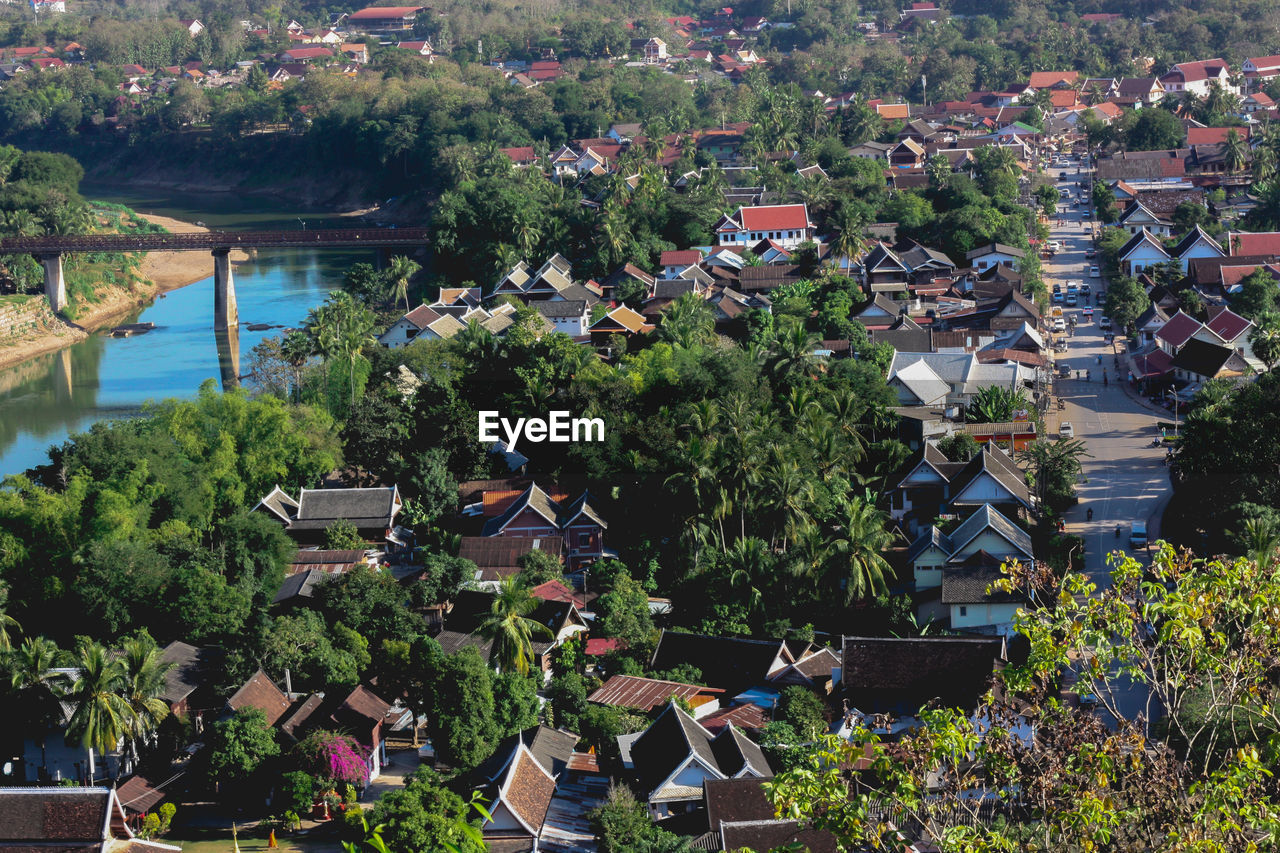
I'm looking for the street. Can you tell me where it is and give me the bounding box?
[1040,162,1171,584]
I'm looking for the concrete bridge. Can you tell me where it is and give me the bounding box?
[0,228,430,330]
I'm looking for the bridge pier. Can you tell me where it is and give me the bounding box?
[37,252,67,314]
[212,248,237,331]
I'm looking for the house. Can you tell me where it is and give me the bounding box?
[942,550,1031,635]
[471,726,606,851]
[378,304,466,347]
[841,635,1006,716]
[704,778,838,853]
[590,305,655,345]
[0,787,182,853]
[532,300,590,337]
[889,443,1033,533]
[158,641,217,716]
[227,669,293,726]
[20,669,131,784]
[1116,229,1172,277]
[1171,225,1225,272]
[1155,310,1206,357]
[888,137,926,168]
[849,140,893,160]
[1243,55,1280,90]
[642,37,667,62]
[647,630,834,696]
[498,146,538,167]
[660,249,705,279]
[329,685,401,780]
[346,5,424,32]
[1117,200,1172,238]
[1159,59,1234,97]
[589,675,724,716]
[255,485,403,546]
[619,702,771,819]
[714,203,814,249]
[481,484,607,571]
[886,351,1033,408]
[1115,77,1164,104]
[457,536,564,582]
[435,589,587,673]
[1225,231,1280,256]
[906,503,1034,603]
[1135,302,1171,346]
[1169,338,1250,383]
[1027,70,1079,90]
[280,46,333,62]
[966,242,1025,272]
[179,19,205,36]
[395,40,433,56]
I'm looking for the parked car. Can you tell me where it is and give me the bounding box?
[1053,317,1066,332]
[1085,249,1097,259]
[1055,340,1069,352]
[1059,422,1075,439]
[1089,266,1100,277]
[1053,291,1064,303]
[1099,316,1113,330]
[1129,521,1149,550]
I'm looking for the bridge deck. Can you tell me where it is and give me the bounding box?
[0,227,430,254]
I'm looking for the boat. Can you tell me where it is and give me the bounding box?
[108,322,156,337]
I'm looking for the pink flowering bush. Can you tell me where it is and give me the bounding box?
[294,730,369,787]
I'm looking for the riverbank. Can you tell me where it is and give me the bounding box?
[0,214,249,372]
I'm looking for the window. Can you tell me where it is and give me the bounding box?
[577,531,593,548]
[959,606,968,617]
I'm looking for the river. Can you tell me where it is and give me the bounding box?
[0,185,377,477]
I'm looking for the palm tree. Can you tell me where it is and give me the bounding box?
[456,318,497,359]
[763,458,814,552]
[1242,517,1280,569]
[477,576,552,676]
[1223,129,1249,175]
[826,494,893,603]
[0,593,19,651]
[66,640,129,781]
[830,205,870,272]
[768,321,821,385]
[280,329,314,400]
[8,637,71,773]
[1249,313,1280,371]
[658,292,715,348]
[308,291,377,408]
[385,256,421,311]
[119,636,173,765]
[725,537,772,621]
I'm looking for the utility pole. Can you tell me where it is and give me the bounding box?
[921,74,927,108]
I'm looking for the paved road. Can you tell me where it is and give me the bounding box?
[1040,162,1171,585]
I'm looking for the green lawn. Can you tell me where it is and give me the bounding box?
[163,826,343,853]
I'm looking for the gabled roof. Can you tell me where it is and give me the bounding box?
[862,242,910,273]
[1117,228,1171,261]
[159,641,213,705]
[1171,225,1223,259]
[630,702,721,795]
[496,742,557,834]
[481,484,561,535]
[1170,337,1247,378]
[735,203,812,232]
[896,441,952,488]
[842,635,1005,706]
[457,536,564,581]
[255,485,299,523]
[227,669,292,725]
[946,447,1032,509]
[1155,310,1202,348]
[946,503,1034,562]
[856,292,903,318]
[649,630,788,693]
[590,305,652,334]
[941,551,1029,605]
[965,242,1025,260]
[1203,306,1252,343]
[905,525,953,564]
[709,724,770,777]
[0,787,128,848]
[1118,200,1170,226]
[891,358,951,405]
[1226,231,1280,256]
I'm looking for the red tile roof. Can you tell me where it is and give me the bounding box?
[699,702,768,734]
[1228,231,1280,256]
[228,670,291,725]
[1028,71,1078,89]
[738,203,811,231]
[584,637,622,656]
[660,249,704,266]
[1204,307,1252,343]
[529,579,586,609]
[282,46,333,59]
[1155,311,1202,348]
[1218,263,1278,286]
[1186,126,1250,146]
[348,6,423,20]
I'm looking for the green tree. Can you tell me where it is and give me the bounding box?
[515,549,565,585]
[1123,108,1185,151]
[1228,268,1280,319]
[597,571,655,648]
[591,784,691,853]
[119,634,172,764]
[369,767,485,853]
[385,255,421,311]
[66,640,128,777]
[492,671,540,737]
[206,707,281,799]
[1104,275,1151,332]
[775,686,827,741]
[428,646,500,770]
[1019,436,1092,512]
[324,519,366,550]
[657,292,716,349]
[7,636,72,769]
[477,575,552,676]
[1223,129,1249,175]
[965,386,1030,423]
[936,432,980,462]
[824,494,893,603]
[1248,312,1280,371]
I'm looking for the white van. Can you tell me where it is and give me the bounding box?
[1129,521,1148,550]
